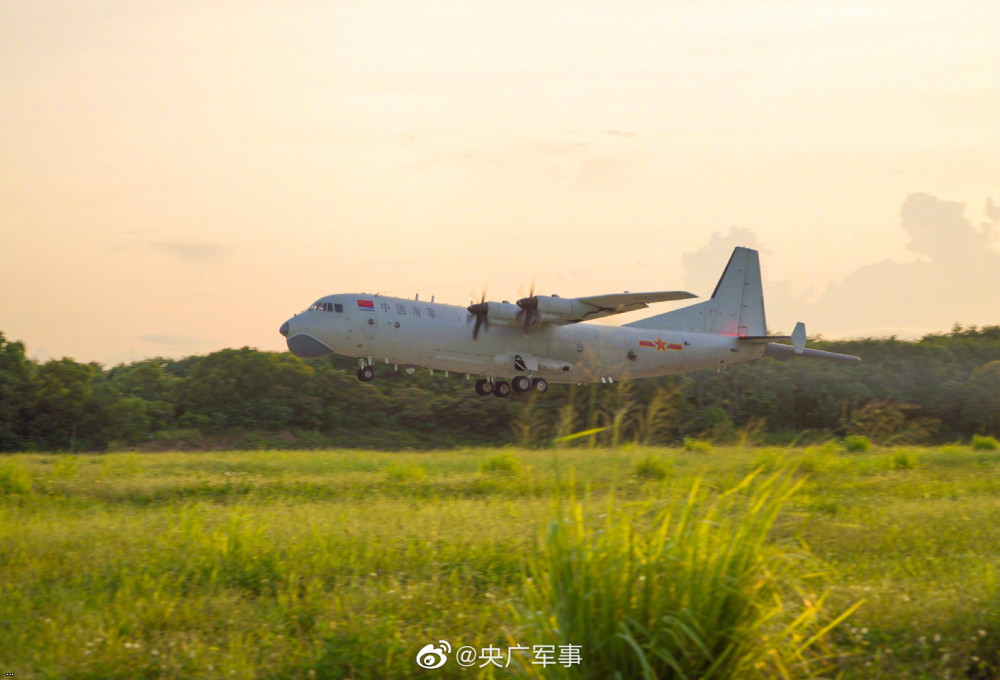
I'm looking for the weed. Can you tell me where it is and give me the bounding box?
[632,454,672,480]
[479,453,521,476]
[0,460,32,494]
[972,435,999,450]
[892,448,918,469]
[844,435,872,452]
[516,470,861,679]
[382,461,427,482]
[683,437,713,453]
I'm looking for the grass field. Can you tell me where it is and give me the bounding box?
[2,444,1000,679]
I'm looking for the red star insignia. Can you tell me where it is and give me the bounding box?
[655,337,667,352]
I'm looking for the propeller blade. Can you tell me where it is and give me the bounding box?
[467,289,490,341]
[516,286,539,333]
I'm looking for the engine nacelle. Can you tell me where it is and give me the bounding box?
[531,295,595,321]
[485,301,521,324]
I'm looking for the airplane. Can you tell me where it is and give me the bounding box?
[279,247,860,397]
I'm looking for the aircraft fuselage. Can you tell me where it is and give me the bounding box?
[280,293,765,384]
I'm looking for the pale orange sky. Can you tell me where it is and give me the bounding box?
[2,1,998,366]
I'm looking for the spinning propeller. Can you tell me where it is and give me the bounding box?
[516,283,541,333]
[466,291,490,340]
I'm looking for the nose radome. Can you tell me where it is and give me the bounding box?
[279,321,289,337]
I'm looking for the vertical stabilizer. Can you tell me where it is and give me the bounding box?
[624,247,767,336]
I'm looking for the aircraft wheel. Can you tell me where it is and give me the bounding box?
[511,375,531,393]
[357,366,374,382]
[532,377,549,393]
[493,381,511,397]
[475,378,494,396]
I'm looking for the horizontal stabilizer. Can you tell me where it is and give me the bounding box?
[738,335,791,342]
[764,343,860,363]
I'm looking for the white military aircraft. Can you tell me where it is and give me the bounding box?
[279,247,859,397]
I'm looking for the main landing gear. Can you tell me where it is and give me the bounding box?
[356,359,374,382]
[475,376,547,397]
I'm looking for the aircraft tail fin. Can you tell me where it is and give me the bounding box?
[624,247,767,336]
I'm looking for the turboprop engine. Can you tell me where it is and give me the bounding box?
[515,294,595,329]
[492,352,573,373]
[485,301,521,323]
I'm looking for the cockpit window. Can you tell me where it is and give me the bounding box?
[307,301,342,312]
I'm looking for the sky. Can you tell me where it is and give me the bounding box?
[2,0,998,366]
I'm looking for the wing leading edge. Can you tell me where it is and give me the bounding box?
[551,290,698,324]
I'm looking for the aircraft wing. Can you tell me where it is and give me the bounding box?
[577,291,697,309]
[552,291,698,324]
[543,290,698,326]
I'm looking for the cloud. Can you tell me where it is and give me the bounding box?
[810,193,1000,334]
[683,193,1000,338]
[151,241,232,262]
[682,226,766,296]
[985,197,1000,231]
[601,129,637,138]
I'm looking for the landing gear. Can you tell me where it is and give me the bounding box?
[357,366,374,382]
[511,375,531,393]
[473,376,545,396]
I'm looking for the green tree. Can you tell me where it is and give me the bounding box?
[177,348,320,431]
[28,358,96,451]
[964,360,1000,435]
[0,332,35,450]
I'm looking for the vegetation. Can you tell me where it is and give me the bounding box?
[972,434,999,450]
[518,471,860,679]
[4,445,1000,678]
[843,435,872,452]
[2,324,1000,452]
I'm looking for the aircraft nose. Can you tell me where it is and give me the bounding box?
[279,321,289,337]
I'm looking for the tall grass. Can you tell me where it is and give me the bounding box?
[515,469,861,679]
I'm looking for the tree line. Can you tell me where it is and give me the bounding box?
[1,325,999,452]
